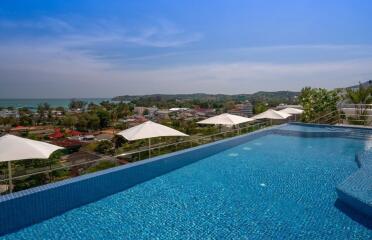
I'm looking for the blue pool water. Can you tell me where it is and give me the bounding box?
[2,134,372,239]
[278,124,349,132]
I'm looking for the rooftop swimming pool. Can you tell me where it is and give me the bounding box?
[0,124,371,239]
[277,124,349,132]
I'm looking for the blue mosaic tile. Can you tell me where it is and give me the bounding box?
[336,150,372,218]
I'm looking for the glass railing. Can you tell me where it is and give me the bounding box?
[0,121,269,195]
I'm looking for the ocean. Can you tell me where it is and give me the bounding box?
[0,98,112,109]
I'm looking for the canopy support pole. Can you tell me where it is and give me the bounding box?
[8,161,13,193]
[148,138,151,159]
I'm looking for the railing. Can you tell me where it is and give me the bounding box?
[115,121,268,160]
[310,110,339,124]
[0,121,270,194]
[310,103,372,126]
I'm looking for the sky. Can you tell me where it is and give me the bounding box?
[1,0,372,98]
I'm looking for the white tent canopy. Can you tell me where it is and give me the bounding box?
[279,107,304,115]
[253,109,292,120]
[0,134,63,193]
[0,134,63,162]
[117,121,188,141]
[197,113,254,126]
[117,121,188,158]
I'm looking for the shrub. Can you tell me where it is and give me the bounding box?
[86,161,116,173]
[95,140,113,154]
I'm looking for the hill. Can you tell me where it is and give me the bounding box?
[112,91,300,107]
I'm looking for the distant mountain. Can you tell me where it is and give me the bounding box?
[346,80,372,89]
[112,91,300,106]
[247,91,299,102]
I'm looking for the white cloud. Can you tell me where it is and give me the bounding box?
[0,17,202,48]
[1,40,372,98]
[0,17,372,97]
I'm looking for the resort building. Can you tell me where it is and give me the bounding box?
[228,100,253,117]
[0,109,19,119]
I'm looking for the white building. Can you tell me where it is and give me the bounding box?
[0,109,19,118]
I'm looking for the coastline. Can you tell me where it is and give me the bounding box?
[0,98,112,109]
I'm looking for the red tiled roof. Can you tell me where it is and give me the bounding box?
[66,130,82,136]
[49,128,64,139]
[10,125,29,131]
[51,139,82,148]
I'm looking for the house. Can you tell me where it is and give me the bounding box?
[119,116,147,127]
[134,107,146,115]
[169,108,189,112]
[155,110,171,120]
[10,125,32,133]
[0,109,19,118]
[48,128,64,139]
[194,108,216,118]
[95,133,114,142]
[275,104,303,110]
[66,130,82,137]
[80,135,95,141]
[228,101,253,117]
[146,107,158,118]
[50,139,82,151]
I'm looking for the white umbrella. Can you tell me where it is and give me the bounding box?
[197,113,254,133]
[197,113,254,125]
[279,108,303,121]
[279,107,303,115]
[0,134,63,192]
[117,121,188,158]
[253,109,292,124]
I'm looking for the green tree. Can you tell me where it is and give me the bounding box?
[87,113,100,130]
[100,100,114,110]
[76,114,88,131]
[62,114,78,129]
[346,84,372,104]
[116,103,131,118]
[95,140,113,154]
[253,102,268,114]
[113,135,127,148]
[223,101,235,111]
[55,106,66,114]
[19,114,33,126]
[299,87,340,122]
[36,103,50,123]
[69,100,87,110]
[345,83,372,125]
[95,109,110,128]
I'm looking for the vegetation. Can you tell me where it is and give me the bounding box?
[95,140,114,154]
[85,161,117,173]
[253,102,268,114]
[2,84,372,194]
[69,99,87,110]
[299,87,340,122]
[344,83,372,125]
[113,91,299,108]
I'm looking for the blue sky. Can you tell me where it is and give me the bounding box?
[1,0,372,98]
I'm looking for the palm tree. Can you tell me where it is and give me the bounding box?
[345,83,372,125]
